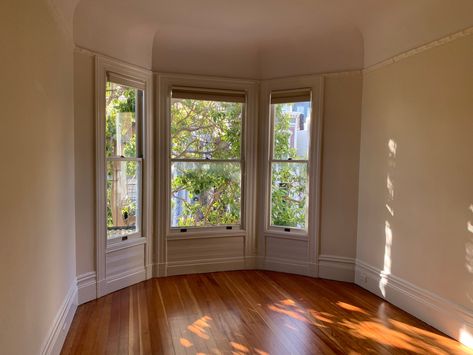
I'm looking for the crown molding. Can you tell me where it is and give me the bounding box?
[364,26,473,73]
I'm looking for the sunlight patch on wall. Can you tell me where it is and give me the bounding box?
[380,139,397,297]
[460,326,473,349]
[466,205,473,306]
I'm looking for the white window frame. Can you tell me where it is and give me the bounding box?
[95,56,154,291]
[104,80,144,243]
[260,76,322,240]
[157,74,258,240]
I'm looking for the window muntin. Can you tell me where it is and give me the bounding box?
[105,81,144,239]
[170,89,245,229]
[269,90,311,230]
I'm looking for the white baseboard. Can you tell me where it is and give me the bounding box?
[153,262,166,277]
[318,255,355,282]
[41,281,78,355]
[77,272,97,305]
[166,257,247,276]
[355,260,473,347]
[262,257,317,277]
[100,267,147,296]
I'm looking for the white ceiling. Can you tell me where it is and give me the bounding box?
[72,0,473,78]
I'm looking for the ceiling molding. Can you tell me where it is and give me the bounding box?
[364,26,473,74]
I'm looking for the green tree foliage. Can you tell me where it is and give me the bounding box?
[170,99,308,229]
[271,104,307,228]
[171,99,242,227]
[105,83,138,229]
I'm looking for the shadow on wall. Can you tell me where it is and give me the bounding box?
[380,139,397,297]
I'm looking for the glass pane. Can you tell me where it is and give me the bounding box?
[270,162,308,229]
[171,98,242,159]
[107,160,141,239]
[171,162,241,227]
[106,81,143,158]
[272,101,311,160]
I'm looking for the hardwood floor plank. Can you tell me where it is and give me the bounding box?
[62,271,472,355]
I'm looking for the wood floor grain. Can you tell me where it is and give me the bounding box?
[61,271,472,355]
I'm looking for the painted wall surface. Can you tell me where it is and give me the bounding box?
[0,0,76,353]
[357,35,473,309]
[74,50,96,275]
[320,74,362,258]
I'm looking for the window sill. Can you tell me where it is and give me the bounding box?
[264,229,308,240]
[167,228,247,240]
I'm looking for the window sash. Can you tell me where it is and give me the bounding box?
[268,160,309,231]
[268,91,312,233]
[169,160,243,230]
[106,157,143,242]
[169,93,246,232]
[106,81,144,159]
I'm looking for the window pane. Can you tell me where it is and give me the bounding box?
[272,101,311,160]
[270,162,307,229]
[171,98,242,159]
[106,82,142,157]
[171,162,241,227]
[107,160,141,239]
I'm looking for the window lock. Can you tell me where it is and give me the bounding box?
[284,228,291,232]
[226,226,233,230]
[180,228,187,233]
[122,236,128,241]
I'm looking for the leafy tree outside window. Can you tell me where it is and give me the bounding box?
[170,92,244,228]
[105,81,143,239]
[270,95,311,229]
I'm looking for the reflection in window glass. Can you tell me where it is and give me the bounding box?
[171,162,241,227]
[270,162,307,229]
[107,160,141,239]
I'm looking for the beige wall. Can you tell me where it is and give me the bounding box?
[357,35,473,309]
[0,0,76,353]
[74,51,96,275]
[320,74,362,258]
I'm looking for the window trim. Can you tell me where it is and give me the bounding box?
[259,76,322,242]
[104,77,144,243]
[95,56,154,297]
[157,74,258,244]
[169,91,246,232]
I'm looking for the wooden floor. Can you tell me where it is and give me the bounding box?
[62,271,471,355]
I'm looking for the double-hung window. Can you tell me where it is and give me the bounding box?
[269,89,312,232]
[169,88,245,231]
[105,78,144,240]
